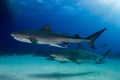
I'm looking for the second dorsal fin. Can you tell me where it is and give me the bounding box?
[74,34,81,38]
[40,24,51,32]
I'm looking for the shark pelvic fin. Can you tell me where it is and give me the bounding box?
[62,42,68,47]
[40,24,51,32]
[76,44,85,50]
[86,28,107,49]
[49,44,67,48]
[29,38,37,44]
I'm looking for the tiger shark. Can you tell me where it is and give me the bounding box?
[49,48,111,64]
[11,24,106,48]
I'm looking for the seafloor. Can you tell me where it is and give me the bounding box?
[0,55,120,80]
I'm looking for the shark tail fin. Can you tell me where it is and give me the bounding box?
[102,49,111,60]
[86,28,107,49]
[95,49,111,64]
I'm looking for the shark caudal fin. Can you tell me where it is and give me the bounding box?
[96,49,111,64]
[86,28,107,49]
[102,49,112,60]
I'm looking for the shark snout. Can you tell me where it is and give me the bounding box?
[11,32,23,38]
[51,54,56,57]
[10,33,22,39]
[11,33,15,37]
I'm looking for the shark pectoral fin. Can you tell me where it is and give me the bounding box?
[49,44,67,48]
[29,38,37,44]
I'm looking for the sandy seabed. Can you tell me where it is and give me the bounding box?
[0,55,120,80]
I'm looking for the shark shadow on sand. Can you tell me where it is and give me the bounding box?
[0,75,20,80]
[28,71,99,80]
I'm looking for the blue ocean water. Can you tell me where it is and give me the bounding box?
[0,0,120,80]
[0,0,120,54]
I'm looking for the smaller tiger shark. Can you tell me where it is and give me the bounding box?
[11,24,106,49]
[48,47,111,64]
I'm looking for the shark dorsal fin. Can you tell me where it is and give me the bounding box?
[40,24,51,32]
[74,34,81,38]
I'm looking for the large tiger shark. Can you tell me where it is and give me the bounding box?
[11,24,106,48]
[48,47,111,64]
